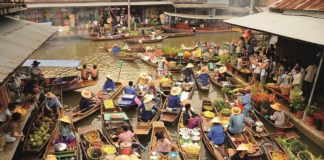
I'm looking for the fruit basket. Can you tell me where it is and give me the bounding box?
[87,147,103,160]
[84,130,100,143]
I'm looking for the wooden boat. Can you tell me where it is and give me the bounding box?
[123,36,167,44]
[169,65,183,73]
[262,142,290,160]
[104,46,140,61]
[79,129,118,159]
[122,47,146,53]
[91,35,130,41]
[162,32,194,38]
[43,120,79,159]
[149,121,183,159]
[114,93,138,110]
[44,75,97,92]
[161,26,230,34]
[253,108,294,131]
[70,82,124,124]
[195,74,210,92]
[139,53,159,67]
[199,99,229,160]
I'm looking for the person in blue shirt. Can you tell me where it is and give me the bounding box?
[124,81,137,95]
[238,88,252,118]
[168,87,182,110]
[112,44,121,55]
[229,107,246,134]
[208,117,226,152]
[44,92,62,115]
[137,94,159,122]
[103,75,115,91]
[58,115,75,144]
[197,67,209,86]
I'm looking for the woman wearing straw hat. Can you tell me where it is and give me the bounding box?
[196,67,209,86]
[79,90,97,111]
[137,94,159,122]
[269,103,285,127]
[207,117,226,151]
[103,74,115,92]
[58,115,75,144]
[215,66,227,82]
[137,72,152,89]
[167,87,182,110]
[229,107,245,134]
[182,63,195,83]
[230,143,250,160]
[44,92,62,115]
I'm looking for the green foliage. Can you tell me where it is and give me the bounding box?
[290,96,305,111]
[306,104,318,115]
[219,53,231,64]
[220,108,231,116]
[214,98,227,111]
[221,86,231,94]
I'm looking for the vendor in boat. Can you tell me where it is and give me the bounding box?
[29,60,45,85]
[90,64,98,80]
[137,94,159,122]
[58,115,75,144]
[137,72,152,89]
[183,103,200,129]
[125,81,137,96]
[207,117,226,149]
[268,103,285,127]
[215,66,227,82]
[44,92,62,115]
[168,87,182,110]
[118,125,134,144]
[150,131,184,155]
[2,112,23,143]
[229,107,245,134]
[237,88,252,118]
[197,67,209,86]
[79,90,97,111]
[231,143,250,160]
[182,63,195,83]
[112,44,121,55]
[103,75,115,92]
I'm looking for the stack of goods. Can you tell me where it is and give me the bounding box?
[179,127,201,159]
[276,137,316,160]
[104,99,114,110]
[150,151,180,160]
[28,115,56,148]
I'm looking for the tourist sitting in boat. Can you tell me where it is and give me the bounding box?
[269,103,285,127]
[125,81,137,96]
[168,87,182,110]
[183,103,200,129]
[57,115,75,144]
[112,44,121,55]
[2,112,23,142]
[118,125,134,144]
[29,60,45,85]
[103,75,115,92]
[150,131,184,155]
[90,64,98,80]
[137,72,152,89]
[44,92,62,115]
[76,64,90,81]
[238,88,252,118]
[182,63,195,83]
[137,94,159,122]
[197,67,209,86]
[231,143,250,160]
[229,107,246,134]
[79,90,98,112]
[208,117,226,150]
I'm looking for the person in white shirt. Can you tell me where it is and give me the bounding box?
[0,108,11,125]
[291,66,302,90]
[303,61,318,99]
[269,103,285,127]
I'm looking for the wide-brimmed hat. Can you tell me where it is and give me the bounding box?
[219,66,227,74]
[170,87,182,96]
[270,103,282,111]
[32,60,40,66]
[199,67,208,74]
[115,155,131,160]
[138,40,143,44]
[59,115,72,124]
[186,63,194,68]
[81,90,92,99]
[210,117,221,123]
[106,74,112,79]
[45,92,55,98]
[143,94,154,104]
[139,72,149,79]
[231,107,241,115]
[113,44,118,47]
[44,154,57,160]
[236,143,249,151]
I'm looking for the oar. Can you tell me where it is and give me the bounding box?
[132,137,146,150]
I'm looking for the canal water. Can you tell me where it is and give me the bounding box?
[30,32,323,159]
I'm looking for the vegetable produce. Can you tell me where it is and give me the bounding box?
[203,105,213,111]
[202,111,215,118]
[102,145,117,155]
[104,100,114,109]
[84,130,100,142]
[298,151,313,160]
[87,147,103,159]
[271,152,289,160]
[220,108,231,116]
[213,99,227,111]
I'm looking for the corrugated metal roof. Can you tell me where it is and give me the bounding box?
[224,11,324,46]
[272,0,324,12]
[0,16,56,84]
[173,3,228,8]
[164,12,234,19]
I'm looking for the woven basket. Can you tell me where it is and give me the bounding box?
[280,85,291,96]
[87,147,103,160]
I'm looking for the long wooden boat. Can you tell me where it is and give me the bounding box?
[199,98,229,160]
[161,26,230,34]
[122,47,146,53]
[104,46,140,61]
[162,32,194,38]
[70,82,124,124]
[44,75,97,92]
[253,108,294,131]
[43,120,79,159]
[195,74,210,92]
[149,121,184,159]
[114,92,138,110]
[123,36,167,44]
[79,129,118,159]
[139,53,159,67]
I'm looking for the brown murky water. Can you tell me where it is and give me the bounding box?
[30,32,323,159]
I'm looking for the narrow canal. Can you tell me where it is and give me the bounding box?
[30,32,323,159]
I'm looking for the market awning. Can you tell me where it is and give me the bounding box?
[224,11,324,46]
[173,3,228,9]
[22,60,80,67]
[26,1,173,8]
[0,16,56,85]
[164,12,235,20]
